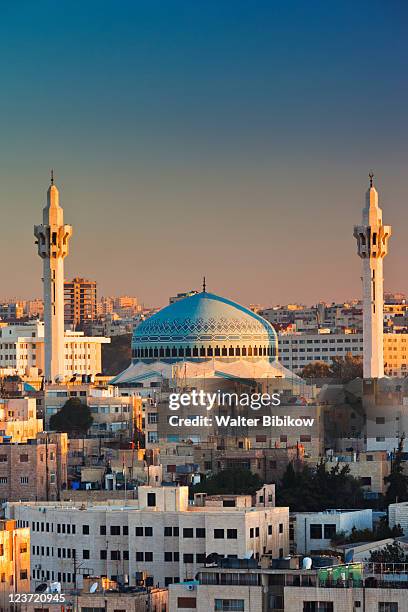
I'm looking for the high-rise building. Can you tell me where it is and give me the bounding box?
[354,174,392,378]
[64,277,97,330]
[34,173,72,382]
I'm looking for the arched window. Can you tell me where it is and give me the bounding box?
[248,346,253,356]
[193,346,199,357]
[178,347,184,357]
[229,347,234,356]
[215,346,220,357]
[208,347,213,357]
[171,347,177,357]
[148,348,153,358]
[253,347,258,356]
[200,346,205,357]
[222,346,227,356]
[165,347,171,357]
[153,348,158,358]
[236,347,241,356]
[186,347,191,357]
[242,346,247,356]
[159,348,164,358]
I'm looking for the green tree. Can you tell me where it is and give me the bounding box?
[49,398,93,436]
[191,468,263,496]
[331,518,403,545]
[385,435,408,505]
[369,542,407,564]
[276,460,365,512]
[330,353,363,382]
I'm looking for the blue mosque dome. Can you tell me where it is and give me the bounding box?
[131,291,277,363]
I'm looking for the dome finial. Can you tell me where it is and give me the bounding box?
[202,276,206,292]
[50,168,54,186]
[369,170,374,188]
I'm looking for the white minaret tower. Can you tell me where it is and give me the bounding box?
[354,173,391,378]
[34,172,73,382]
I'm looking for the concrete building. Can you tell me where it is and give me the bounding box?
[278,330,363,372]
[354,174,392,378]
[170,559,408,611]
[0,432,67,503]
[44,383,142,439]
[325,451,391,497]
[294,509,372,554]
[389,501,408,534]
[0,321,109,378]
[0,519,30,611]
[34,172,73,382]
[6,484,289,590]
[0,397,42,443]
[64,277,97,330]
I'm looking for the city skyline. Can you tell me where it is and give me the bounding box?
[0,2,407,307]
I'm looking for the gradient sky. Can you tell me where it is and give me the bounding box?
[0,1,407,308]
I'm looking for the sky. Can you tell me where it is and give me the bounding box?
[0,1,407,308]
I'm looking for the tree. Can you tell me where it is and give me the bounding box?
[276,459,365,512]
[331,518,403,545]
[301,361,331,379]
[385,435,408,506]
[49,398,93,436]
[369,542,407,564]
[191,468,263,496]
[330,353,363,382]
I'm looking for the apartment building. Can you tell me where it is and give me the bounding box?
[278,331,363,372]
[44,383,142,437]
[170,559,408,611]
[0,321,109,377]
[0,397,42,443]
[64,277,97,330]
[0,432,67,502]
[0,519,30,611]
[6,484,289,591]
[294,509,372,555]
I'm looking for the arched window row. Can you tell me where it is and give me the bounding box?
[132,344,275,360]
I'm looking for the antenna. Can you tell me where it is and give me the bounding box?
[202,276,206,292]
[50,169,54,185]
[369,170,374,188]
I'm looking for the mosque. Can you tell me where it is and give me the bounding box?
[111,286,298,387]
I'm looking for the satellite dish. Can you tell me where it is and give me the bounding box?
[35,583,48,593]
[89,582,98,593]
[49,582,61,594]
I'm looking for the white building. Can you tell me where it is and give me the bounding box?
[6,485,289,590]
[278,330,363,372]
[34,173,73,382]
[354,174,392,378]
[389,501,408,535]
[294,509,372,554]
[0,321,109,378]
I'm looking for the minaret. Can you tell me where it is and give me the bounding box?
[34,172,73,382]
[354,173,391,378]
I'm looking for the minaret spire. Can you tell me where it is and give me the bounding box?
[34,175,73,382]
[354,174,392,378]
[202,276,206,292]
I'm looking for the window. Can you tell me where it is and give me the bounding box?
[147,493,156,507]
[303,604,334,612]
[20,570,28,580]
[268,525,273,535]
[196,528,206,538]
[136,552,143,561]
[19,454,29,462]
[164,526,172,536]
[82,525,90,535]
[214,529,224,539]
[110,526,120,535]
[110,550,120,560]
[164,552,173,562]
[183,553,194,563]
[376,417,385,424]
[279,524,283,534]
[177,598,197,609]
[100,525,106,535]
[310,524,322,539]
[196,553,206,563]
[82,550,90,560]
[144,552,153,562]
[20,476,29,484]
[378,604,398,612]
[227,529,237,539]
[360,477,372,486]
[145,526,153,536]
[100,550,107,560]
[135,527,143,536]
[183,528,194,538]
[214,600,244,611]
[323,524,336,539]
